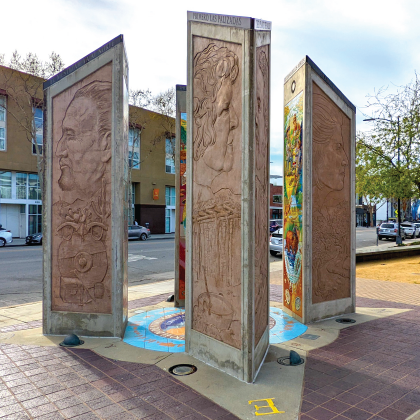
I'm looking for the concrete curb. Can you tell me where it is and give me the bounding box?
[5,235,176,248]
[356,244,420,262]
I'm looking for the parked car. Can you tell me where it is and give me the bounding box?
[128,225,151,241]
[378,222,406,241]
[415,223,420,238]
[401,222,416,239]
[26,232,43,245]
[269,228,283,257]
[270,219,282,233]
[0,225,13,247]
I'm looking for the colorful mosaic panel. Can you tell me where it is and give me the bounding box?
[179,113,187,301]
[283,91,304,318]
[123,308,307,352]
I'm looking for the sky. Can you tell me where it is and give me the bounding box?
[2,0,420,179]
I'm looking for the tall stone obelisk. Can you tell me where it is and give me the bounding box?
[43,36,129,337]
[283,56,356,324]
[185,12,271,383]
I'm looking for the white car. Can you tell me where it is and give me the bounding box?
[269,228,283,257]
[415,223,420,238]
[401,222,416,239]
[0,225,13,247]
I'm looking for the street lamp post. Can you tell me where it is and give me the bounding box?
[363,117,402,244]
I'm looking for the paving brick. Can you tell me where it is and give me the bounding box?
[26,402,58,418]
[341,406,374,420]
[94,403,126,418]
[0,404,29,418]
[128,401,160,418]
[37,412,65,420]
[200,403,231,419]
[71,413,101,420]
[175,389,200,403]
[186,396,216,411]
[60,403,91,418]
[55,396,83,410]
[86,396,114,410]
[21,395,50,409]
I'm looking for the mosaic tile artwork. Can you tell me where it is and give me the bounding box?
[124,307,307,352]
[123,308,185,352]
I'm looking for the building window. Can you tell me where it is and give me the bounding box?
[165,138,175,174]
[273,195,282,204]
[165,186,175,206]
[0,95,6,151]
[28,173,41,200]
[16,173,28,199]
[128,128,140,169]
[32,107,43,155]
[0,171,12,198]
[28,204,42,235]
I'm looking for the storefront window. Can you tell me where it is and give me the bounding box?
[16,173,28,199]
[0,171,12,199]
[165,186,175,206]
[28,173,41,200]
[28,204,42,235]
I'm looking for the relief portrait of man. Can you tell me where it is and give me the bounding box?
[56,81,112,202]
[312,83,351,303]
[52,77,113,313]
[192,40,242,349]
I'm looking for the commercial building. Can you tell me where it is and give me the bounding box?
[0,65,175,237]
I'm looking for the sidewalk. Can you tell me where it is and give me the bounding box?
[0,264,420,419]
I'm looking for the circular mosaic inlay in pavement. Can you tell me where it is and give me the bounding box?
[124,307,307,352]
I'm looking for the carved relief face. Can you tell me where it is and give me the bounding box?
[202,77,238,172]
[56,97,110,194]
[317,125,349,191]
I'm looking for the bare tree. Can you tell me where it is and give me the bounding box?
[0,51,65,191]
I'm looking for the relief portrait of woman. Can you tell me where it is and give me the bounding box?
[192,40,242,349]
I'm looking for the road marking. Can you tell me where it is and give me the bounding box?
[128,254,157,262]
[248,398,284,416]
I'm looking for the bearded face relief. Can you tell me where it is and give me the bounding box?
[192,38,242,349]
[52,64,113,314]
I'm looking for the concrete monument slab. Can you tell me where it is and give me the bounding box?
[186,11,271,383]
[283,56,356,324]
[43,36,129,337]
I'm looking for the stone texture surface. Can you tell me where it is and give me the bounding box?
[192,38,242,349]
[254,44,270,345]
[311,81,351,304]
[51,63,113,314]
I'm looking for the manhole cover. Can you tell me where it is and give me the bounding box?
[169,364,197,376]
[336,318,356,324]
[300,334,320,340]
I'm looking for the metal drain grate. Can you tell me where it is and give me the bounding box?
[336,318,356,324]
[169,364,197,376]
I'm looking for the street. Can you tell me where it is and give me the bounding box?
[1,228,418,307]
[0,238,175,307]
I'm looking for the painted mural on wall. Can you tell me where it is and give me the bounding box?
[178,112,187,301]
[254,45,269,345]
[192,38,242,349]
[51,64,112,314]
[312,83,351,303]
[283,91,303,318]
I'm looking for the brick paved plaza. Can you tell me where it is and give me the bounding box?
[0,268,419,419]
